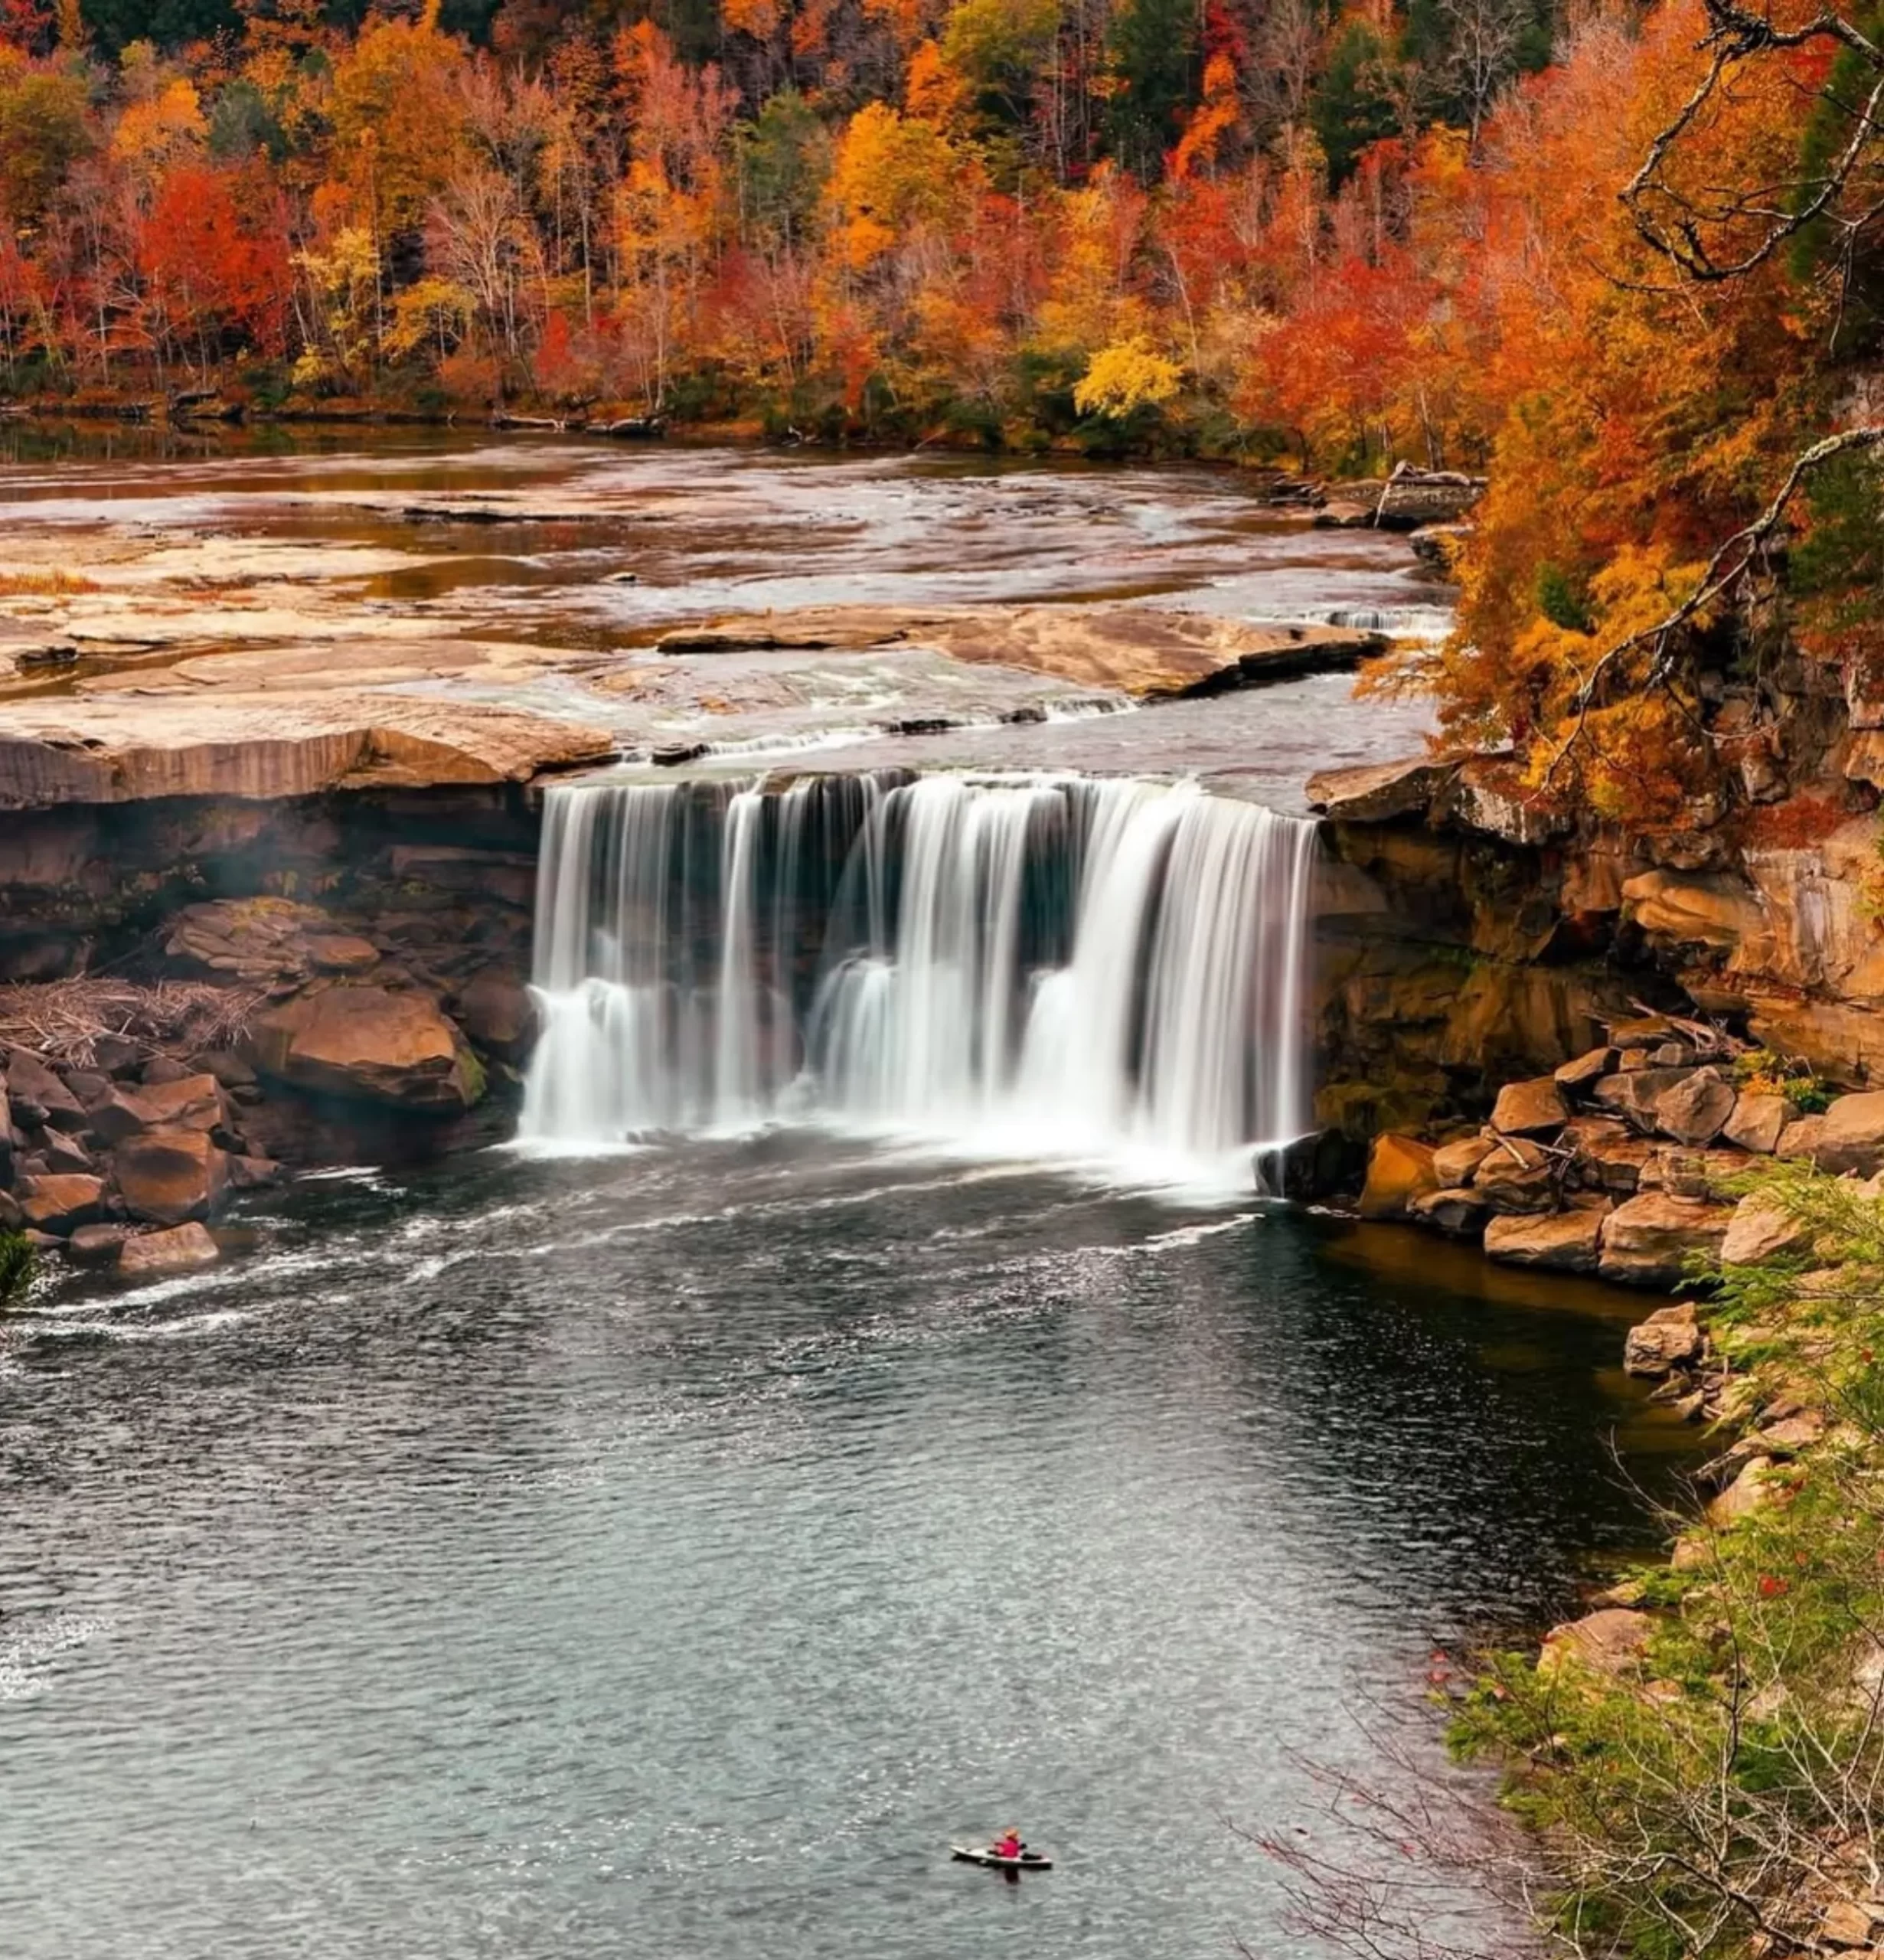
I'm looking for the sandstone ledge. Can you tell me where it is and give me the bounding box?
[0,694,615,810]
[649,604,1389,700]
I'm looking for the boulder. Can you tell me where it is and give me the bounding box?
[1491,1076,1567,1137]
[1432,1133,1495,1187]
[66,1223,131,1266]
[117,1222,220,1278]
[1602,1193,1732,1289]
[1813,1091,1884,1175]
[17,1173,106,1233]
[1594,1067,1698,1132]
[1623,1302,1704,1376]
[1539,1608,1652,1679]
[135,1073,223,1132]
[1721,1192,1816,1267]
[1484,1207,1607,1272]
[1722,1093,1789,1155]
[1304,756,1452,824]
[248,986,484,1110]
[1573,1131,1660,1195]
[5,1048,87,1127]
[454,967,537,1062]
[87,1085,158,1145]
[1778,1114,1827,1159]
[41,1130,93,1173]
[1358,1134,1438,1220]
[114,1129,227,1226]
[227,1154,282,1191]
[195,1049,257,1089]
[1707,1455,1775,1527]
[305,933,380,974]
[1474,1138,1559,1214]
[1408,1187,1490,1238]
[1647,1147,1745,1201]
[1653,1067,1736,1145]
[1555,1047,1615,1091]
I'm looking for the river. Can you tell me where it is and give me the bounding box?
[2,1138,1690,1960]
[0,434,1677,1959]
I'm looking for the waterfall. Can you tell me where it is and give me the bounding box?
[520,771,1318,1181]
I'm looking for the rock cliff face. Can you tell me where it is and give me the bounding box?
[1308,717,1884,1143]
[0,733,566,1269]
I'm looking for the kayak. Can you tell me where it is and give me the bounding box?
[951,1844,1054,1871]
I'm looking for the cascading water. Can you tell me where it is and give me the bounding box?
[521,769,1318,1181]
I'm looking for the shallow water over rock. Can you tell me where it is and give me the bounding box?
[2,1141,1692,1960]
[0,436,1442,780]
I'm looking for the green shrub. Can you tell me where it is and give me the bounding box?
[0,1227,34,1306]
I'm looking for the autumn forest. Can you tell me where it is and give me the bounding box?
[0,0,1879,816]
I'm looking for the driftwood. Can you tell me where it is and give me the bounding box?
[0,979,265,1069]
[589,415,668,440]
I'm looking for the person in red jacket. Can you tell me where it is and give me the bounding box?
[991,1829,1024,1860]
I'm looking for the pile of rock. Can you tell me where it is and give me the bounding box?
[1357,1011,1884,1288]
[0,1045,278,1276]
[0,895,541,1285]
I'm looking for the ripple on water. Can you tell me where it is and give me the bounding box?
[0,1134,1686,1960]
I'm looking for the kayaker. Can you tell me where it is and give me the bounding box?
[991,1828,1024,1860]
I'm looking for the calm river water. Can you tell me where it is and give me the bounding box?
[1,1137,1690,1960]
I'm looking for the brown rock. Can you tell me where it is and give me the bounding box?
[114,1129,227,1226]
[1722,1193,1816,1267]
[135,1073,223,1132]
[228,1154,282,1191]
[5,1048,87,1125]
[1621,870,1763,952]
[1646,1147,1745,1201]
[249,986,483,1110]
[1722,1093,1790,1155]
[1540,1608,1652,1678]
[1555,1047,1615,1091]
[1484,1207,1607,1272]
[455,967,537,1062]
[1623,1302,1704,1376]
[1569,1125,1660,1196]
[1778,1114,1827,1160]
[41,1131,93,1173]
[0,694,615,810]
[1474,1137,1559,1213]
[1654,1067,1737,1145]
[1358,1134,1438,1220]
[305,933,380,974]
[1603,1194,1732,1289]
[1432,1133,1495,1187]
[1408,1187,1490,1238]
[66,1223,130,1266]
[1708,1455,1775,1527]
[1608,1014,1677,1047]
[141,1057,195,1086]
[195,1049,256,1089]
[117,1221,220,1277]
[86,1085,153,1145]
[1594,1067,1698,1132]
[1814,1092,1884,1175]
[1755,1411,1826,1455]
[18,1173,106,1233]
[1304,756,1453,824]
[1491,1076,1567,1137]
